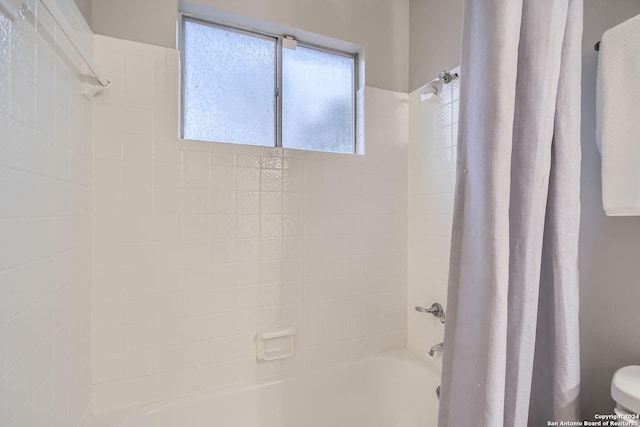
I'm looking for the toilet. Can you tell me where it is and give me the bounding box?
[611,366,640,425]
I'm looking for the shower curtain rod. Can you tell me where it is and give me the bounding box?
[1,0,110,87]
[0,0,111,87]
[0,0,19,20]
[2,0,110,87]
[39,0,110,87]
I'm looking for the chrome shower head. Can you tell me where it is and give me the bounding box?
[421,79,443,103]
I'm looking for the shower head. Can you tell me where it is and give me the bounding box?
[421,78,442,103]
[420,70,459,103]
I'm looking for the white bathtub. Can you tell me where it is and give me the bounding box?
[86,349,440,427]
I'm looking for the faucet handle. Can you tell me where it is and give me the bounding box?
[415,303,446,323]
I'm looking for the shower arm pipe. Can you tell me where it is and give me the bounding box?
[39,0,110,87]
[0,0,19,20]
[439,70,459,84]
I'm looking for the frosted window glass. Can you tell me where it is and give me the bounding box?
[183,20,276,146]
[282,46,355,153]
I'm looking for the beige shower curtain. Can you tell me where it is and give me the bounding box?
[438,0,582,425]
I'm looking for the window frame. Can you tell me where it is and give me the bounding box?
[179,14,359,154]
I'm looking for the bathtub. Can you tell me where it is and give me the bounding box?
[86,349,441,427]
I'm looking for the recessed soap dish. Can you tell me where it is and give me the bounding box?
[255,326,296,362]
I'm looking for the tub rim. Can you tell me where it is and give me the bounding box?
[84,348,439,427]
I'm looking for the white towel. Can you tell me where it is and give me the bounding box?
[596,14,640,216]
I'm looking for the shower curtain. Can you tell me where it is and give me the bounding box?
[438,0,582,426]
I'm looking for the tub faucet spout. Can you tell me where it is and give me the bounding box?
[428,342,444,357]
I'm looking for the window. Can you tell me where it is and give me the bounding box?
[181,17,357,154]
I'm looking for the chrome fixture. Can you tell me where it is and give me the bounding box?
[429,342,444,358]
[438,70,458,84]
[41,0,110,87]
[420,69,458,103]
[415,302,446,323]
[420,80,442,103]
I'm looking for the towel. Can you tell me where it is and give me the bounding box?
[596,13,640,216]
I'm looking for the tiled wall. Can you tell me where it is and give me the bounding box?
[407,77,459,360]
[0,1,93,426]
[90,35,409,413]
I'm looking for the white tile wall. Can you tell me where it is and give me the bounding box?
[407,77,459,361]
[0,0,93,425]
[90,35,409,413]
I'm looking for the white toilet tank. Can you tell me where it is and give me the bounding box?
[611,365,640,425]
